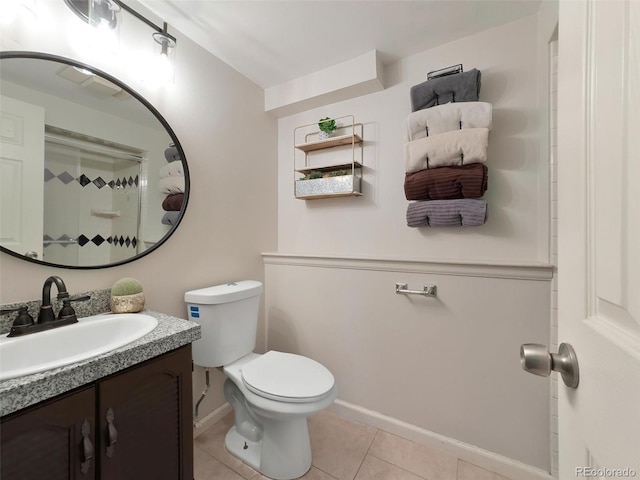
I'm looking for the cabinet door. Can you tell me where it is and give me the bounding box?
[0,386,96,480]
[98,345,193,480]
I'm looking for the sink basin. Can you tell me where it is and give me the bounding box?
[0,313,158,381]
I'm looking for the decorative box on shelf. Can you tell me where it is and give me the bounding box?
[293,115,364,200]
[295,174,362,199]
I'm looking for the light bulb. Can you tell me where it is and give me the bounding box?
[87,0,120,53]
[157,51,173,80]
[150,30,176,84]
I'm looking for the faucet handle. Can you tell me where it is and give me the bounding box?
[1,306,35,336]
[0,306,26,315]
[1,305,33,322]
[68,295,91,302]
[57,295,90,323]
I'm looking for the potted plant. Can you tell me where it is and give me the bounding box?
[318,117,337,140]
[111,277,145,313]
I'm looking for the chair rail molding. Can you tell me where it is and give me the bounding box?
[262,253,553,281]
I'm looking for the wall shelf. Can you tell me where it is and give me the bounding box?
[295,133,363,153]
[295,162,363,174]
[295,191,363,200]
[293,115,364,200]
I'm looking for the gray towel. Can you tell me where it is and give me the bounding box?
[406,199,487,227]
[161,211,181,226]
[164,145,181,163]
[410,69,481,112]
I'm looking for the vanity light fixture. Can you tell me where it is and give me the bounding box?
[114,0,177,82]
[65,0,177,81]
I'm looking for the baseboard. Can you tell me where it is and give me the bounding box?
[193,402,232,439]
[330,399,553,480]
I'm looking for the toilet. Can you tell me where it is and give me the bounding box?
[185,281,337,480]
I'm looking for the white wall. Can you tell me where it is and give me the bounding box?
[0,1,278,419]
[267,12,554,473]
[277,15,547,263]
[265,258,552,472]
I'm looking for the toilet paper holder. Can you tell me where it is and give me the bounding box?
[395,283,437,297]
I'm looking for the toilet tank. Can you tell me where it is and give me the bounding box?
[185,280,263,367]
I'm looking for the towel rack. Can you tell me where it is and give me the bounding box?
[427,64,463,80]
[395,283,437,297]
[43,238,78,246]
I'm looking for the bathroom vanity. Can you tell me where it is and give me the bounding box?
[0,309,200,480]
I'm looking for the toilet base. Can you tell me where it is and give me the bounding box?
[225,417,312,480]
[225,426,261,471]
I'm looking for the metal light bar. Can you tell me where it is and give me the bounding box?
[111,0,176,43]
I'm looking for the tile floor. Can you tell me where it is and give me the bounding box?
[194,410,513,480]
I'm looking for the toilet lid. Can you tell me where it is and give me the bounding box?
[241,351,334,402]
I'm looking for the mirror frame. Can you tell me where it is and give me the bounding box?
[0,51,190,269]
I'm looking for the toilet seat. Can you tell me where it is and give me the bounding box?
[241,351,335,403]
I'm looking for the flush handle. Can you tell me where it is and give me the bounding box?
[520,342,579,388]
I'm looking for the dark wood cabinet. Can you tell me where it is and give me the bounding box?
[1,387,96,480]
[98,345,193,480]
[1,346,193,480]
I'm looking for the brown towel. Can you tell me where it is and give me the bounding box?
[404,164,488,201]
[162,193,184,211]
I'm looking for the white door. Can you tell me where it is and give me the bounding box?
[557,0,640,477]
[0,95,45,259]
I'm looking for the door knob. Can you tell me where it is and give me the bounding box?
[520,342,579,388]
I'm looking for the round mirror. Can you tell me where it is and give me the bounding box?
[0,52,189,268]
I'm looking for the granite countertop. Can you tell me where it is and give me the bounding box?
[0,310,201,417]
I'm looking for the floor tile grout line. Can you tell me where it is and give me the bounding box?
[366,428,380,455]
[194,443,216,460]
[196,435,255,480]
[350,427,381,480]
[311,465,341,480]
[194,444,248,480]
[369,453,433,479]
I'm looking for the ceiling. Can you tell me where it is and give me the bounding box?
[136,0,541,90]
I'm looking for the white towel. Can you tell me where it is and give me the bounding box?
[405,102,493,142]
[159,160,184,178]
[404,128,489,173]
[158,176,185,194]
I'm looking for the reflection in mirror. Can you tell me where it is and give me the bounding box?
[0,52,188,269]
